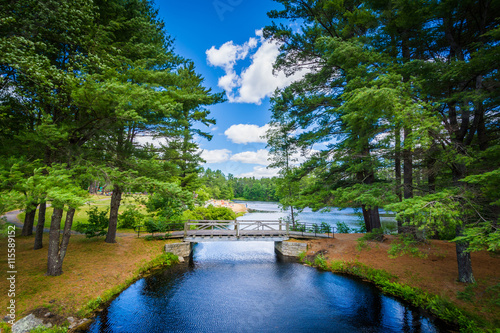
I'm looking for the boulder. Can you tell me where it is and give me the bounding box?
[11,314,52,333]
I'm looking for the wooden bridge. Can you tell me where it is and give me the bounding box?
[137,220,335,241]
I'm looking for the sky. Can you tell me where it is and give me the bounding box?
[154,0,305,178]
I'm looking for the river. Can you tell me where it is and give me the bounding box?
[86,202,448,332]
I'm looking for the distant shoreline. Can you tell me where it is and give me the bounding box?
[205,199,248,214]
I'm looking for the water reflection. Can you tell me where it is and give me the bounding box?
[87,242,448,332]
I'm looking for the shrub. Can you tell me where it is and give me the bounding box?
[183,205,236,221]
[74,207,108,238]
[144,217,167,234]
[336,221,351,233]
[118,207,144,229]
[388,233,427,258]
[320,222,332,233]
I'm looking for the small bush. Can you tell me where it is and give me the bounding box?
[144,217,167,234]
[320,222,332,233]
[336,221,351,233]
[388,233,427,259]
[74,207,108,238]
[183,205,236,220]
[118,207,144,229]
[290,223,307,232]
[361,228,385,242]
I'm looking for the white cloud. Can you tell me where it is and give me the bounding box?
[237,166,280,179]
[224,124,270,144]
[206,39,257,70]
[206,29,308,105]
[134,135,167,148]
[230,149,270,165]
[200,149,232,163]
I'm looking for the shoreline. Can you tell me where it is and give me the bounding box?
[299,234,499,331]
[1,231,498,331]
[205,199,248,214]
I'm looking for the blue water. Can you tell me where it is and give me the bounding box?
[86,240,449,332]
[85,202,448,332]
[236,201,397,232]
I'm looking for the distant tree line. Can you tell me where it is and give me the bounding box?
[197,169,279,202]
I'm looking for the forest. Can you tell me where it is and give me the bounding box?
[0,0,499,288]
[0,0,223,276]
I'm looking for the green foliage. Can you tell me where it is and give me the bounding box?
[320,222,331,233]
[388,234,428,259]
[360,228,385,242]
[75,207,109,238]
[314,254,329,270]
[457,284,478,303]
[336,221,351,233]
[182,205,236,221]
[143,217,167,234]
[145,183,194,220]
[118,207,144,229]
[0,220,14,238]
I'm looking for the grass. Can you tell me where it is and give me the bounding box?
[0,229,181,322]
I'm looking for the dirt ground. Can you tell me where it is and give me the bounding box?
[301,233,500,324]
[0,233,172,322]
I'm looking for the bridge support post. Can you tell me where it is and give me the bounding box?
[165,241,194,262]
[274,241,307,258]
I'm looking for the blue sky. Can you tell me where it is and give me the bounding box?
[154,0,307,178]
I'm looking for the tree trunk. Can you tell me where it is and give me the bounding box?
[455,224,475,283]
[290,206,295,228]
[34,202,46,250]
[395,127,403,233]
[47,207,64,276]
[105,184,122,243]
[361,205,381,232]
[395,126,402,201]
[403,126,413,200]
[46,207,75,276]
[21,204,38,236]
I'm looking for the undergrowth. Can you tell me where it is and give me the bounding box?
[388,234,428,259]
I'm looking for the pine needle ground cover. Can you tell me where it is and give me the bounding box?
[0,233,177,319]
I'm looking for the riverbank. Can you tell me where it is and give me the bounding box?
[0,233,178,330]
[301,234,500,330]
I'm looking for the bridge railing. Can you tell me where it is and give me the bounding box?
[185,220,237,238]
[134,219,335,239]
[185,219,289,238]
[289,222,336,238]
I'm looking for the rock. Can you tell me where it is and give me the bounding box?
[69,318,92,330]
[44,312,53,318]
[178,256,185,263]
[11,314,52,333]
[67,316,76,323]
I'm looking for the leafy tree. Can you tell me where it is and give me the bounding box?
[264,0,499,283]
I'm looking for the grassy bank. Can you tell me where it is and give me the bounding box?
[0,230,180,330]
[301,235,500,332]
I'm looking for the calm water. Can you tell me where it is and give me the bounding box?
[235,201,397,232]
[86,202,447,332]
